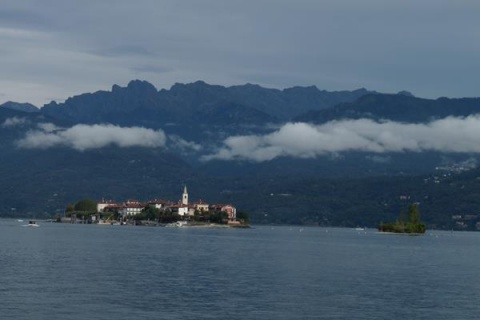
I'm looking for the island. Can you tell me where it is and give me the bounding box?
[378,204,426,234]
[58,185,250,228]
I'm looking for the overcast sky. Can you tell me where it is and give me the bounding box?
[1,0,479,106]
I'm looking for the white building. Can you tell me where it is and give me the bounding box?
[96,200,117,213]
[119,200,145,216]
[194,200,209,212]
[148,199,172,210]
[166,204,190,216]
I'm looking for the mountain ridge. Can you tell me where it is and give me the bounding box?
[294,93,480,124]
[40,80,374,125]
[0,101,39,113]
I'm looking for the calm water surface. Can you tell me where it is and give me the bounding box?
[1,220,479,319]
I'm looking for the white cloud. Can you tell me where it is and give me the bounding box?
[1,117,28,127]
[36,122,60,132]
[16,124,167,151]
[203,116,480,162]
[17,130,64,149]
[168,135,202,152]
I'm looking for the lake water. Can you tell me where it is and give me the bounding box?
[1,220,479,319]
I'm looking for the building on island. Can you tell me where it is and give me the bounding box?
[95,186,238,223]
[96,199,118,213]
[194,200,209,212]
[164,204,191,216]
[119,200,145,217]
[148,199,173,210]
[210,204,237,220]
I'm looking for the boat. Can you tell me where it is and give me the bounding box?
[166,221,188,227]
[23,221,40,227]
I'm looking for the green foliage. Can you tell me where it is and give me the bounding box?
[134,206,160,221]
[209,211,228,224]
[409,204,420,224]
[63,198,98,219]
[378,203,426,234]
[158,213,180,223]
[378,221,426,234]
[74,199,97,212]
[236,211,250,223]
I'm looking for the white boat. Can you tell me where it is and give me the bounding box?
[166,221,188,227]
[23,221,40,227]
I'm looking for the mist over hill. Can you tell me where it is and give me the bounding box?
[2,80,480,229]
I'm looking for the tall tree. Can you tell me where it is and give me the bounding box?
[409,204,420,224]
[74,199,97,212]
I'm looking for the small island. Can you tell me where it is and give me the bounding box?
[378,204,426,234]
[58,185,250,228]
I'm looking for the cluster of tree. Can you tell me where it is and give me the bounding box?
[132,207,182,223]
[134,207,249,225]
[378,204,426,234]
[64,199,98,219]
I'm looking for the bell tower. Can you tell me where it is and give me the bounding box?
[182,185,188,205]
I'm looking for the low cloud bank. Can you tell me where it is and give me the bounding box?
[2,117,28,127]
[203,116,480,162]
[17,124,167,151]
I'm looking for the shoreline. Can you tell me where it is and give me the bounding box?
[163,222,250,228]
[95,220,251,228]
[376,231,425,236]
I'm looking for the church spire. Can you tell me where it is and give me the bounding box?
[182,185,188,205]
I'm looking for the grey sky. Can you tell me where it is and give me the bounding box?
[1,0,479,106]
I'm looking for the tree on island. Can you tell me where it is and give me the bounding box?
[137,206,160,221]
[65,198,98,220]
[236,211,250,223]
[74,199,97,212]
[378,203,426,234]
